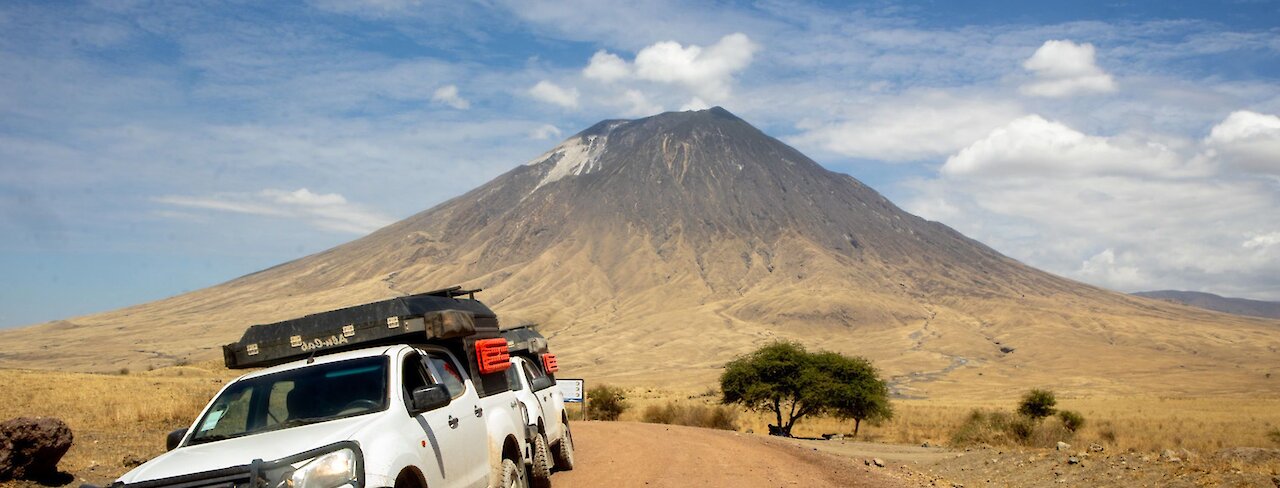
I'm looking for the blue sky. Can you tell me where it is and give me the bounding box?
[2,0,1279,328]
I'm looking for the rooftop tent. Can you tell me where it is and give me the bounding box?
[223,287,499,370]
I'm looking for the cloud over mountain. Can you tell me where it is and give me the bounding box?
[1020,40,1117,97]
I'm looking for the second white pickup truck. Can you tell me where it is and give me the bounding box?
[501,326,575,488]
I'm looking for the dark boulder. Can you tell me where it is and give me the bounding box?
[0,417,74,480]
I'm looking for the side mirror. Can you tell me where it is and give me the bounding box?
[166,428,188,451]
[410,385,451,414]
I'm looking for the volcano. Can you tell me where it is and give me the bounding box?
[3,107,1277,397]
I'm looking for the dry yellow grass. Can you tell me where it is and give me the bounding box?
[0,363,238,486]
[619,388,1280,456]
[2,369,1278,487]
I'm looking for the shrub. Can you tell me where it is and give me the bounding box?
[951,408,1075,449]
[1058,410,1086,432]
[1268,428,1280,445]
[587,384,628,421]
[641,402,738,431]
[118,367,130,376]
[1017,389,1057,420]
[951,409,1014,446]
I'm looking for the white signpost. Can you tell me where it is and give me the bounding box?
[558,378,585,403]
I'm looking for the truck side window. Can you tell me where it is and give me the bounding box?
[402,353,432,408]
[424,353,466,399]
[521,359,555,392]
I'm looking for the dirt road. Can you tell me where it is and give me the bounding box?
[550,421,922,487]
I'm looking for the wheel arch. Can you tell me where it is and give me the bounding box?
[393,465,428,488]
[502,433,522,464]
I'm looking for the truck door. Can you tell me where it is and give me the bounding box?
[423,351,489,487]
[403,351,488,488]
[520,358,563,441]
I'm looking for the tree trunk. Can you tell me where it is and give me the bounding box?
[773,399,782,433]
[853,418,862,437]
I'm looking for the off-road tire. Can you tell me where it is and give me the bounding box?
[500,458,526,488]
[529,433,552,488]
[551,422,575,471]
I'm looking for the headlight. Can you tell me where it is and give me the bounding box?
[289,448,357,488]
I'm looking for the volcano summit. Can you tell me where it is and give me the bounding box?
[2,107,1277,397]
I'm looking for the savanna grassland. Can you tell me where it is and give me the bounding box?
[3,365,1280,488]
[0,364,237,488]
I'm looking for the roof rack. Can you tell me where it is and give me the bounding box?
[223,287,498,369]
[421,286,484,300]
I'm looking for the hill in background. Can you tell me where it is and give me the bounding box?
[1133,290,1280,320]
[2,107,1278,399]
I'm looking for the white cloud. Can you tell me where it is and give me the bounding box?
[632,33,757,101]
[1078,248,1148,290]
[789,94,1022,162]
[1204,110,1280,174]
[583,50,630,82]
[528,80,579,108]
[529,124,562,140]
[619,89,663,117]
[908,111,1280,296]
[1244,232,1280,249]
[908,172,1280,295]
[156,188,394,234]
[942,115,1184,177]
[431,84,470,110]
[1021,40,1117,97]
[679,97,709,111]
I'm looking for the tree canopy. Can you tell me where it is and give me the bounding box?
[720,341,893,437]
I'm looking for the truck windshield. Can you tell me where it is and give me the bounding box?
[187,356,389,445]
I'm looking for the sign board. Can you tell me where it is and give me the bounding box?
[558,378,584,403]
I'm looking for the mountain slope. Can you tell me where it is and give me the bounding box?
[1134,290,1280,319]
[3,108,1277,398]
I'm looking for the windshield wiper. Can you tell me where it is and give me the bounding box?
[264,417,331,432]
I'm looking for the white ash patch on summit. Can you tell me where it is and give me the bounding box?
[525,122,624,192]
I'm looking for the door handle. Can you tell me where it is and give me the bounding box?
[447,415,459,429]
[474,406,484,418]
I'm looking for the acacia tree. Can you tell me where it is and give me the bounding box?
[720,341,812,436]
[720,341,892,437]
[810,351,893,436]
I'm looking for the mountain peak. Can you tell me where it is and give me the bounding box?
[5,106,1278,399]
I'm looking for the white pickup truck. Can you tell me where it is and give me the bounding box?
[103,288,545,488]
[501,327,575,488]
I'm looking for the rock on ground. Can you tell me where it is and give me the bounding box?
[0,417,74,480]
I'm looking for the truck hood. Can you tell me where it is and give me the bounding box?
[119,415,373,484]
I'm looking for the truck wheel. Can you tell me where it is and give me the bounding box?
[529,433,552,488]
[500,458,527,488]
[551,423,575,471]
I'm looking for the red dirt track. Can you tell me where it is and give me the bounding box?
[550,421,919,487]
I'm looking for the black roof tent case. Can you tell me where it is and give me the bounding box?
[500,325,559,379]
[500,325,549,355]
[223,287,499,370]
